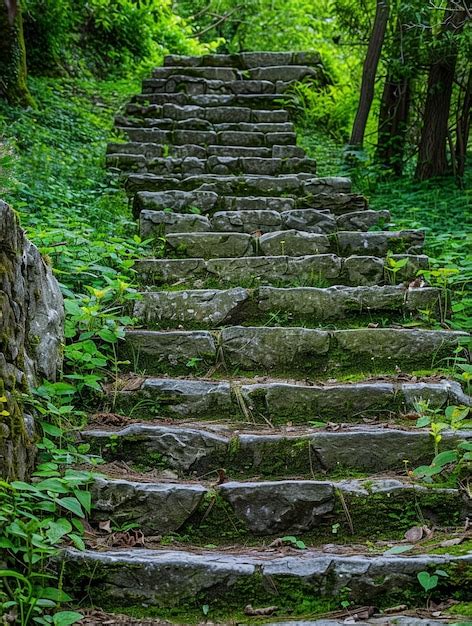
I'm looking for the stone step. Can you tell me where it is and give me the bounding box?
[111,376,469,423]
[132,285,440,328]
[160,230,423,259]
[121,327,466,376]
[118,126,297,147]
[107,142,305,161]
[81,422,472,477]
[90,475,466,538]
[123,103,291,123]
[135,253,428,288]
[132,92,294,109]
[142,77,292,96]
[115,116,295,133]
[164,51,322,68]
[150,64,322,84]
[62,547,472,613]
[108,155,316,177]
[140,208,390,236]
[125,174,351,197]
[133,189,367,218]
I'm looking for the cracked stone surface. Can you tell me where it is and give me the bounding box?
[133,288,249,325]
[92,478,206,534]
[219,480,335,533]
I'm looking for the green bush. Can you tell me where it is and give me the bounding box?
[22,0,215,77]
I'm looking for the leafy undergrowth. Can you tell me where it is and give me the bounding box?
[0,77,151,624]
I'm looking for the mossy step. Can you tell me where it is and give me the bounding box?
[125,173,351,197]
[107,142,304,162]
[108,154,315,177]
[116,117,296,133]
[133,189,367,219]
[132,92,293,109]
[123,103,291,124]
[135,253,427,289]
[159,230,423,259]
[121,327,467,376]
[90,475,467,538]
[142,77,297,96]
[110,375,469,423]
[163,51,322,69]
[119,126,297,147]
[151,64,323,84]
[139,209,389,237]
[62,547,472,614]
[81,422,472,478]
[132,285,440,328]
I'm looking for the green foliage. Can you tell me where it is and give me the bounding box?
[0,424,99,624]
[0,76,151,624]
[22,0,215,76]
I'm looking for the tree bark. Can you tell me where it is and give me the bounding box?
[376,74,411,174]
[454,67,471,179]
[415,1,469,180]
[349,0,390,147]
[0,0,34,106]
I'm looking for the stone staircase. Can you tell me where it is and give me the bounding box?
[66,52,471,623]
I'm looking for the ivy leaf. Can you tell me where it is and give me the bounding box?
[57,497,84,518]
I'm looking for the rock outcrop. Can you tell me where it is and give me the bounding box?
[0,200,64,479]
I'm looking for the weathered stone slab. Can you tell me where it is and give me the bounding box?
[134,190,218,217]
[152,66,239,81]
[219,480,334,534]
[221,326,330,371]
[165,232,254,258]
[337,230,424,256]
[248,65,321,82]
[133,288,250,325]
[220,195,296,212]
[336,209,390,231]
[211,210,282,233]
[63,547,471,608]
[123,330,217,371]
[306,192,368,213]
[139,210,211,237]
[258,230,330,256]
[92,478,206,535]
[208,145,272,158]
[303,177,352,194]
[137,257,207,283]
[281,209,337,233]
[332,329,467,369]
[343,255,385,286]
[204,254,343,286]
[82,423,229,472]
[254,285,439,320]
[112,376,465,422]
[120,377,233,418]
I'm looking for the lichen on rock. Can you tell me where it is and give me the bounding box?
[0,200,64,479]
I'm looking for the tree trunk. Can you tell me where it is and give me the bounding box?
[415,2,468,180]
[349,0,390,147]
[455,67,471,179]
[0,0,34,106]
[376,75,411,174]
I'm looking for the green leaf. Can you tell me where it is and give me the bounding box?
[36,478,69,494]
[39,587,72,602]
[73,489,91,514]
[416,416,430,428]
[46,519,73,544]
[41,423,63,437]
[57,497,84,518]
[53,611,83,626]
[417,571,438,592]
[431,450,458,467]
